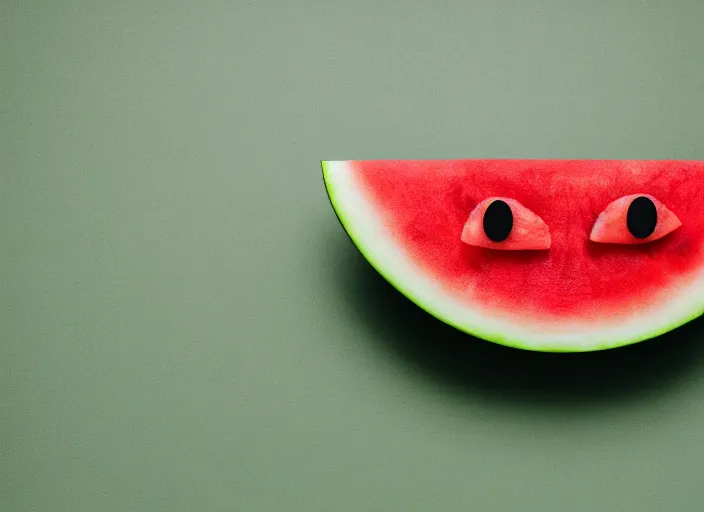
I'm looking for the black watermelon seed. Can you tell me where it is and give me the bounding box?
[627,196,657,239]
[483,200,513,242]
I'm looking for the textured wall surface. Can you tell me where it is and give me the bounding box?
[3,1,704,510]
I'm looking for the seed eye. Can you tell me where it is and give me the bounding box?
[483,200,513,242]
[626,196,657,239]
[590,194,681,245]
[462,197,550,251]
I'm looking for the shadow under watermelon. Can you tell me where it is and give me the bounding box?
[329,230,704,409]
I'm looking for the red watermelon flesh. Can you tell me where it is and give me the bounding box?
[323,159,704,351]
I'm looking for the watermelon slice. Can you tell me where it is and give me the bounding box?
[322,159,704,352]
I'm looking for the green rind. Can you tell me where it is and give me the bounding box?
[321,160,704,353]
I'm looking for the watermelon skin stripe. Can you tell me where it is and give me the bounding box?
[322,159,704,353]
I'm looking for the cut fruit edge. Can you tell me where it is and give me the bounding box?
[322,160,704,352]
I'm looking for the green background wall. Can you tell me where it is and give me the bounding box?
[3,1,704,510]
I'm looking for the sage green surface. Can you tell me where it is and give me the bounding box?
[3,1,704,511]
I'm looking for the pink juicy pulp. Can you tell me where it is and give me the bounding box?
[351,160,704,321]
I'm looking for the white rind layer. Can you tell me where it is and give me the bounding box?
[323,160,704,352]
